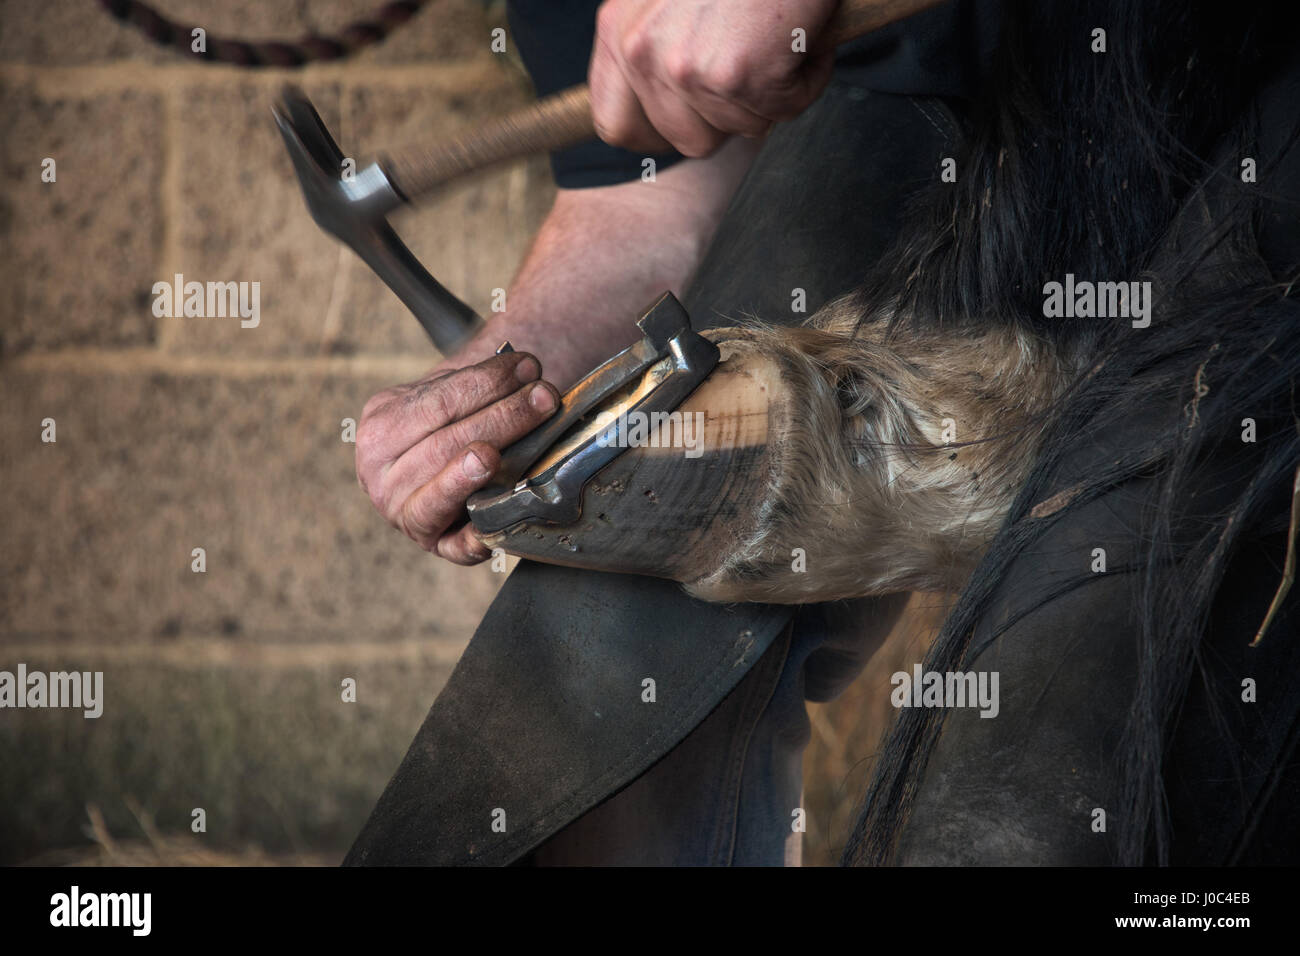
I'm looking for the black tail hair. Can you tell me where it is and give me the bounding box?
[843,0,1300,865]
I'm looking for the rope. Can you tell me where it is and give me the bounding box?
[96,0,429,67]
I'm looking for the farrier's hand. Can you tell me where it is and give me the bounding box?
[589,0,839,157]
[355,351,560,564]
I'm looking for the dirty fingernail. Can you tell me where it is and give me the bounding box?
[515,357,540,383]
[463,449,490,480]
[530,383,556,413]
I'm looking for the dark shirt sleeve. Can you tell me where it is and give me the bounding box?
[506,0,685,189]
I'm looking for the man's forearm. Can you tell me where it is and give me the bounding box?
[444,136,761,389]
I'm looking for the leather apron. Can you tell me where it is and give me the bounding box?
[344,82,957,866]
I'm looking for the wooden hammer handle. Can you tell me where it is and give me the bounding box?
[384,85,594,201]
[381,0,943,203]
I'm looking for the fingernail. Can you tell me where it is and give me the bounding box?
[515,356,540,383]
[463,449,490,480]
[530,383,556,413]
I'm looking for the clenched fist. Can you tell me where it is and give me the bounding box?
[355,351,560,564]
[589,0,839,157]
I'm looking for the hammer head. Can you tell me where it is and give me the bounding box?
[271,85,404,237]
[271,85,480,352]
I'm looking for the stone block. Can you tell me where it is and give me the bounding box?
[0,83,164,354]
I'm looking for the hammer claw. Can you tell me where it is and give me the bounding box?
[272,84,481,354]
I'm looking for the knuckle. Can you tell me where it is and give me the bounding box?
[488,354,525,390]
[703,61,747,98]
[452,359,513,410]
[412,435,453,491]
[594,1,619,40]
[413,382,454,431]
[489,393,530,433]
[587,86,635,145]
[360,389,393,422]
[397,497,419,539]
[354,415,383,455]
[369,470,396,518]
[663,53,696,89]
[621,26,654,70]
[437,389,535,462]
[590,102,615,143]
[400,490,438,542]
[367,457,410,520]
[353,437,381,489]
[354,426,392,486]
[594,112,639,150]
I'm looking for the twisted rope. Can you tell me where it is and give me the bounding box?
[97,0,429,67]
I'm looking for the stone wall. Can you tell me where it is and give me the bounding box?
[0,0,554,863]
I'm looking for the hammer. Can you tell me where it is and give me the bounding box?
[273,0,943,353]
